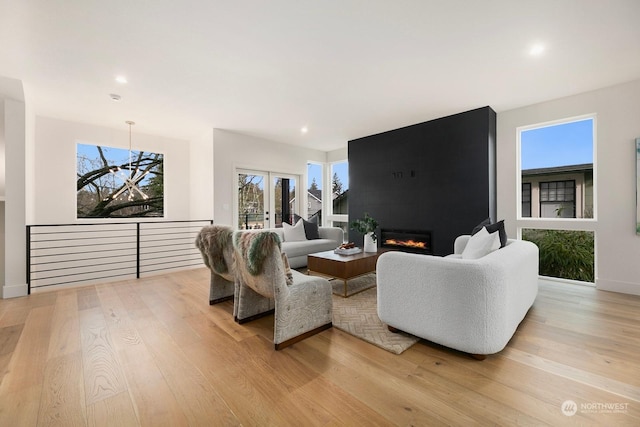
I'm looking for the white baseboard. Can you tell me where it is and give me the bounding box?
[2,283,29,299]
[596,278,640,296]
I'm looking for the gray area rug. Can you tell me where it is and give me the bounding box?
[331,274,420,355]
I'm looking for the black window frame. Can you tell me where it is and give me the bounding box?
[540,180,576,218]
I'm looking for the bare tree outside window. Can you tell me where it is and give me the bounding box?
[77,144,164,218]
[237,173,265,229]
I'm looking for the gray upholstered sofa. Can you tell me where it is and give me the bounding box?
[377,235,539,358]
[258,226,343,268]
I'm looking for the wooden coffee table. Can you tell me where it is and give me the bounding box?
[307,249,382,297]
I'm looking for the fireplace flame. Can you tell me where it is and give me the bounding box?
[385,239,427,249]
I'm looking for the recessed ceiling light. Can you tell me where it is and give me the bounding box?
[109,93,122,102]
[115,75,128,84]
[301,126,308,134]
[529,43,545,56]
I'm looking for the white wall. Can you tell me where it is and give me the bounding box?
[0,100,5,200]
[0,202,4,289]
[327,146,348,163]
[213,129,327,226]
[0,102,4,289]
[189,128,214,220]
[2,97,27,298]
[497,79,640,295]
[33,117,194,224]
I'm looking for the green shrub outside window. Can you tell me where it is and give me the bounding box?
[522,229,594,283]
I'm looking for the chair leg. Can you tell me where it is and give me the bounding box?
[236,309,275,324]
[273,278,333,349]
[275,323,332,350]
[209,295,233,305]
[209,273,234,305]
[234,282,274,323]
[471,354,487,361]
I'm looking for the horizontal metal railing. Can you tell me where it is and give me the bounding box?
[27,219,212,293]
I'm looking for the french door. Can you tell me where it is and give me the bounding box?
[236,169,299,229]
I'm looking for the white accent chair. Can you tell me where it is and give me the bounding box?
[376,236,539,359]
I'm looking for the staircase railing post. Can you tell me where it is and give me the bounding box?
[26,225,31,294]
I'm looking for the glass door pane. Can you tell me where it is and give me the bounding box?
[237,171,267,229]
[272,174,297,227]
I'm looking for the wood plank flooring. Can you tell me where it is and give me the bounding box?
[0,268,639,426]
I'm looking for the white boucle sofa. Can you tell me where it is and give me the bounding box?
[376,235,539,358]
[260,226,344,268]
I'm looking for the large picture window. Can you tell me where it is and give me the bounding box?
[519,116,595,219]
[518,115,596,285]
[77,144,164,218]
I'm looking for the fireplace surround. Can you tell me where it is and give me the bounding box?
[348,106,496,256]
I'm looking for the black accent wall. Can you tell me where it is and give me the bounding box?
[348,106,496,256]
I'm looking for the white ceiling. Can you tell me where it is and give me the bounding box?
[1,0,640,151]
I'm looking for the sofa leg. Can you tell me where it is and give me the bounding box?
[387,325,401,333]
[471,354,487,361]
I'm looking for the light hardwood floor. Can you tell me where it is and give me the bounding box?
[1,268,639,426]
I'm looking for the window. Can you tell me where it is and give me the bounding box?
[522,228,594,283]
[77,144,164,218]
[330,161,349,215]
[325,160,349,234]
[518,115,597,285]
[540,180,575,218]
[324,160,349,231]
[522,183,531,218]
[307,162,323,224]
[519,116,595,219]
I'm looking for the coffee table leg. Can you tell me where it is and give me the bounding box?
[343,279,348,298]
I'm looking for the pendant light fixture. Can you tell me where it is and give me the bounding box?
[108,121,150,202]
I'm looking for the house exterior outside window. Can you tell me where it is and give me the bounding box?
[521,163,593,219]
[307,188,322,222]
[522,183,532,218]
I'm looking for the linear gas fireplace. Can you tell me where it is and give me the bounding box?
[381,229,432,254]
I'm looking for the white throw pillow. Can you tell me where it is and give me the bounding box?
[461,226,500,259]
[282,219,307,242]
